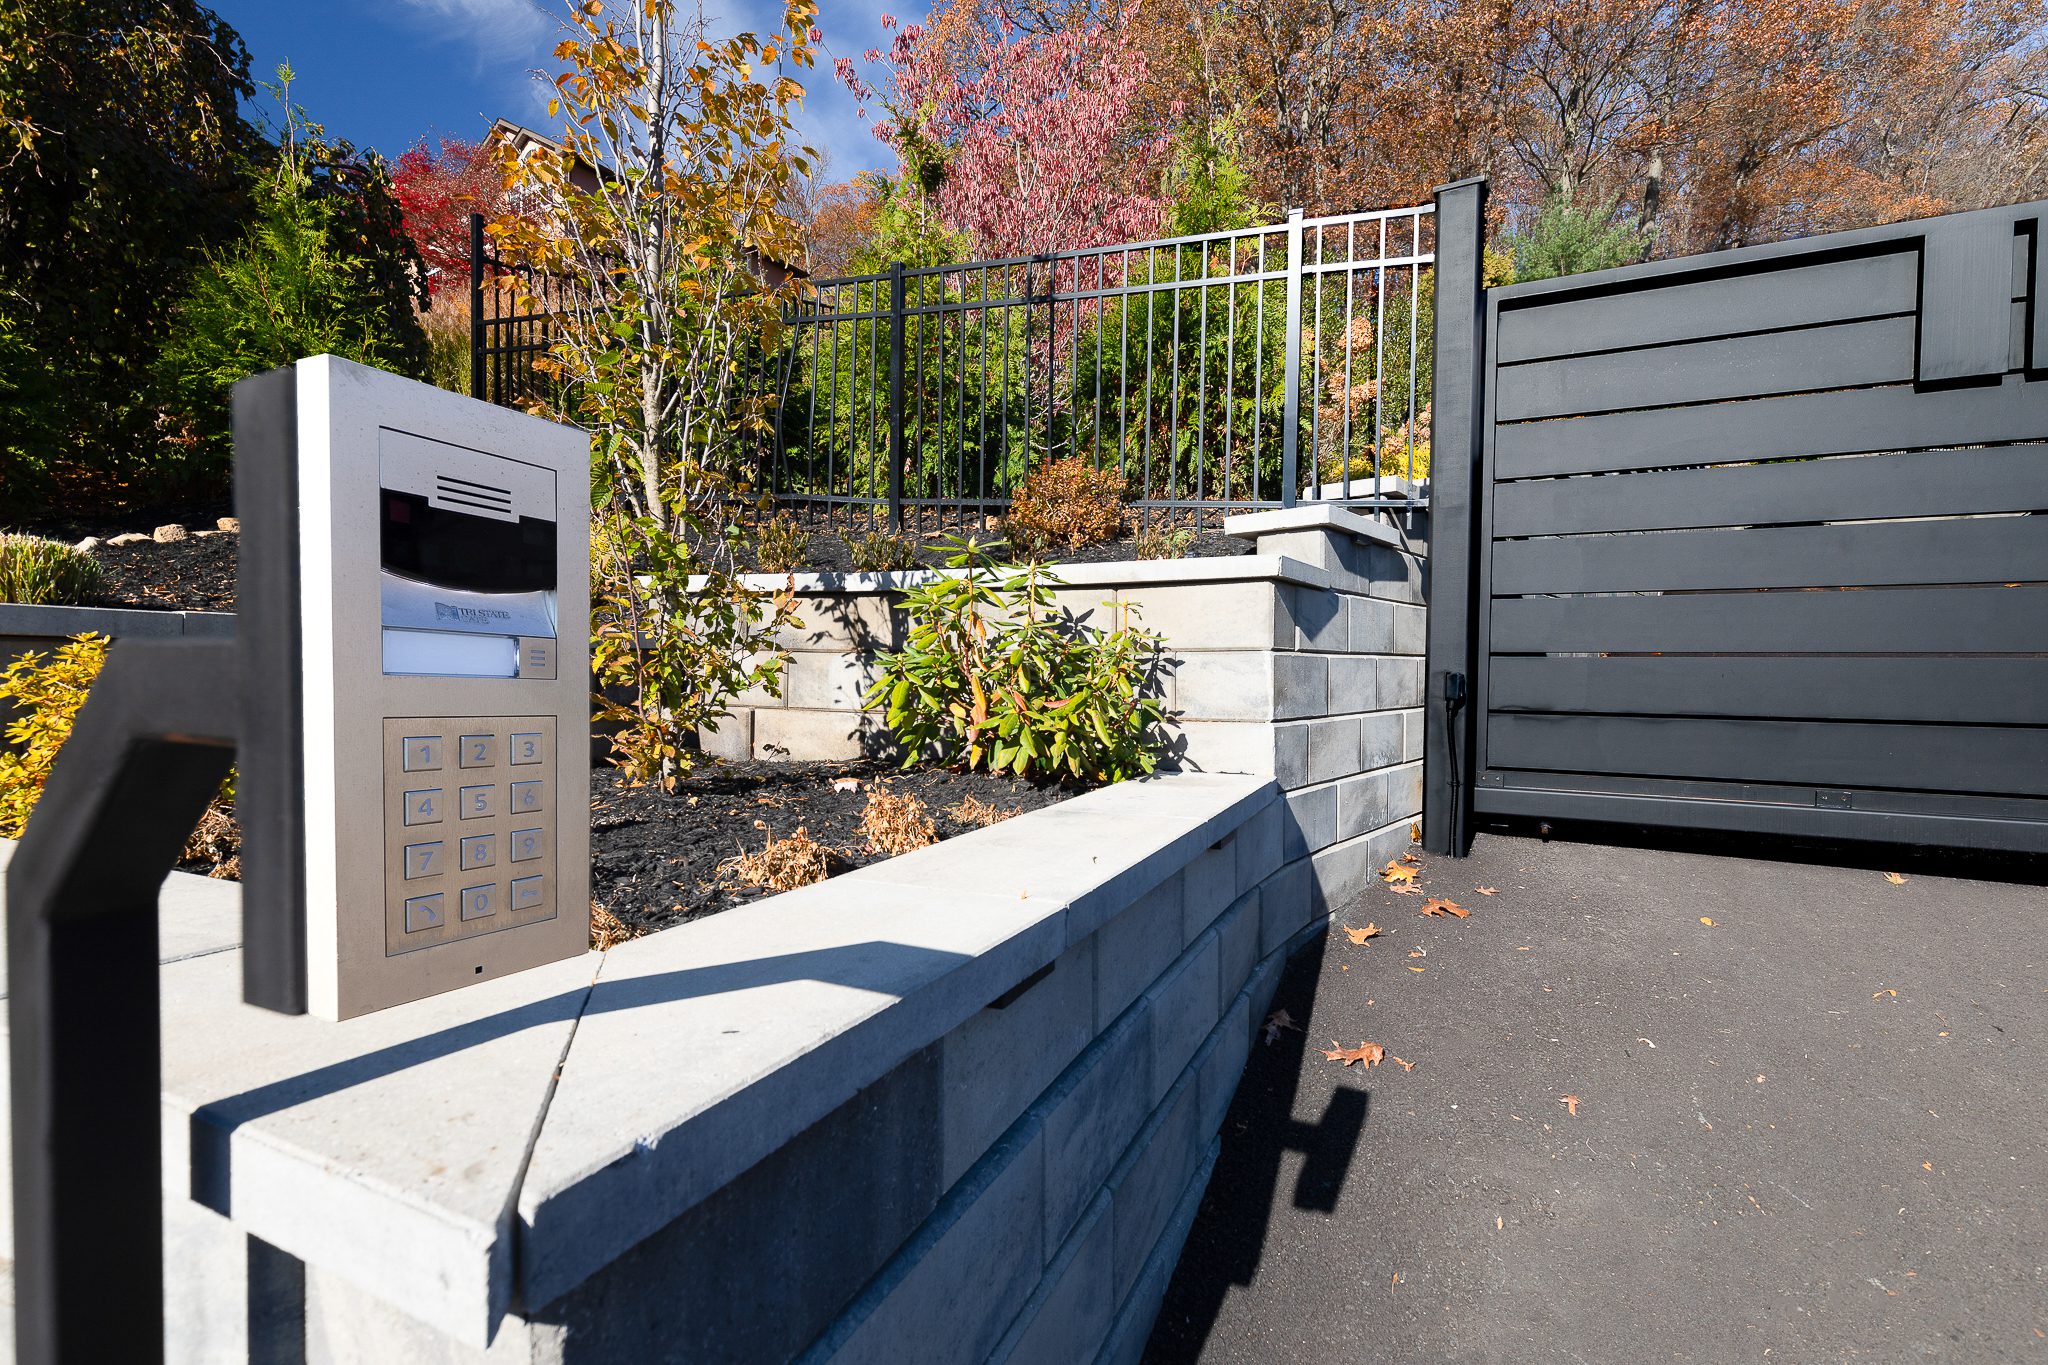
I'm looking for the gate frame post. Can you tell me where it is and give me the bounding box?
[886,260,907,531]
[1423,177,1489,857]
[1279,208,1306,507]
[468,212,487,402]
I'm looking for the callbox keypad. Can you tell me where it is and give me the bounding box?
[383,716,556,956]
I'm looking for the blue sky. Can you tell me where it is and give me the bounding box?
[207,0,905,183]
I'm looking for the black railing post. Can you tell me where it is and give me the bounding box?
[1279,208,1306,506]
[887,260,906,530]
[1422,177,1489,857]
[7,641,238,1365]
[468,212,487,401]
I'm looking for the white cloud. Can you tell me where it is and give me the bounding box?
[385,0,564,72]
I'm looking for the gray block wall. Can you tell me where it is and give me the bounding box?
[246,780,1325,1365]
[707,510,1430,918]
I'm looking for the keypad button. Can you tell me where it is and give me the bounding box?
[459,883,499,921]
[459,734,498,768]
[509,827,544,862]
[403,789,444,826]
[509,732,544,765]
[401,736,444,772]
[459,834,497,870]
[459,784,498,820]
[509,875,546,911]
[403,893,445,933]
[403,841,445,879]
[509,779,544,814]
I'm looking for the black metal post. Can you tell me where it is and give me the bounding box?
[234,367,310,1013]
[1279,208,1305,507]
[469,212,487,401]
[887,261,906,530]
[7,640,238,1365]
[1422,177,1489,856]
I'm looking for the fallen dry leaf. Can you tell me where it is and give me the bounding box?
[1410,821,1422,843]
[831,776,862,793]
[1496,1215,1503,1230]
[1883,872,1907,885]
[1382,860,1420,885]
[1261,1009,1302,1045]
[1344,923,1382,945]
[1699,916,1715,926]
[1387,883,1427,896]
[1390,1055,1416,1072]
[1874,988,1897,999]
[1407,965,1426,972]
[1922,1161,1933,1172]
[1421,898,1469,919]
[1408,947,1426,958]
[1320,1039,1384,1068]
[1476,886,1499,896]
[1390,1272,1400,1289]
[1561,1094,1581,1116]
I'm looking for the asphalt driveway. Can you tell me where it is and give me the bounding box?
[1144,832,2047,1363]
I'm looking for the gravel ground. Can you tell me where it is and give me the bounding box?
[1147,831,2048,1364]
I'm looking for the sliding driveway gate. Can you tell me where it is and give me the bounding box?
[1428,191,2048,855]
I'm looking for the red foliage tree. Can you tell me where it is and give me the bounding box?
[844,3,1164,259]
[390,136,508,294]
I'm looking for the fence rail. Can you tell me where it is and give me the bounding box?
[469,203,1436,528]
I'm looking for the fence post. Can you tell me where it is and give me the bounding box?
[887,261,906,530]
[1279,208,1306,506]
[468,213,486,402]
[1422,177,1489,857]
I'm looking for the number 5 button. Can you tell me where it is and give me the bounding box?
[459,784,498,819]
[403,789,443,825]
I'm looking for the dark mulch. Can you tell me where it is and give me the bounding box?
[591,756,1085,937]
[65,521,1248,615]
[8,493,233,546]
[90,532,239,613]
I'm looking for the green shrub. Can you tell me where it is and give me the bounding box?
[589,504,799,789]
[846,526,921,572]
[0,302,62,513]
[866,537,1167,782]
[0,535,105,605]
[1131,525,1195,561]
[154,69,426,476]
[1005,458,1126,557]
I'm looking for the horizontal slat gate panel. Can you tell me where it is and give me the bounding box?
[1489,656,2048,726]
[1494,316,1915,422]
[1490,587,2048,654]
[1492,444,2048,537]
[1487,714,2048,797]
[1491,515,2048,593]
[1470,785,2048,854]
[1493,249,1918,364]
[1494,373,2048,479]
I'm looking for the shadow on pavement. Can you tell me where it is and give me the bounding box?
[1142,931,1368,1364]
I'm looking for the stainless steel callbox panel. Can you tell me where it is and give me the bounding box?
[247,356,590,1020]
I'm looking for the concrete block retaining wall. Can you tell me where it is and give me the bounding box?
[0,770,1347,1363]
[704,504,1429,917]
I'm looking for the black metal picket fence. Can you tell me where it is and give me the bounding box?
[469,203,1437,527]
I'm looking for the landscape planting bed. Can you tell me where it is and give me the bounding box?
[589,757,1085,938]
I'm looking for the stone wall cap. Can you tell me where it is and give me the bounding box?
[0,602,235,640]
[1221,503,1407,547]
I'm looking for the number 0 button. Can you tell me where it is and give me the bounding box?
[459,884,499,921]
[509,780,544,814]
[403,789,444,825]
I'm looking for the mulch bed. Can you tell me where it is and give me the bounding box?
[91,533,239,613]
[591,756,1085,938]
